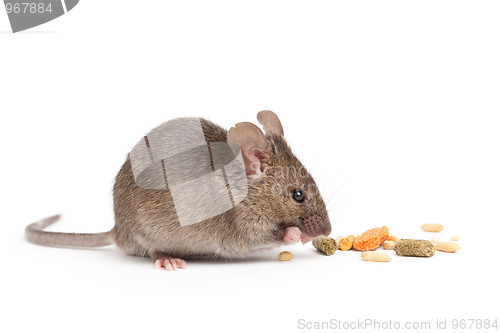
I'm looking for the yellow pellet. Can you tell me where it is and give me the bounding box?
[389,235,400,243]
[421,223,444,232]
[383,241,396,250]
[339,235,355,251]
[361,251,392,262]
[435,241,461,253]
[278,251,294,261]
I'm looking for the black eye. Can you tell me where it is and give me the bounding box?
[291,188,306,203]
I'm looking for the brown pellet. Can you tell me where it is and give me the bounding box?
[395,239,435,257]
[312,236,337,256]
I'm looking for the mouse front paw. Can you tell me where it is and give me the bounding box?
[282,226,302,245]
[151,251,186,271]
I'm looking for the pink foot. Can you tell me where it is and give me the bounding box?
[283,226,302,245]
[151,252,186,271]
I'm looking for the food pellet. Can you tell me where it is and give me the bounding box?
[335,235,344,246]
[389,235,400,243]
[278,251,294,261]
[383,240,396,250]
[395,239,435,257]
[353,226,389,251]
[361,251,392,262]
[435,241,461,253]
[451,234,461,241]
[431,236,440,243]
[339,235,355,251]
[421,223,444,232]
[312,236,337,256]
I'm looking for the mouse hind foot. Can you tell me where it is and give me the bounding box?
[151,251,187,271]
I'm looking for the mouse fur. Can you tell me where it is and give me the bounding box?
[25,111,331,270]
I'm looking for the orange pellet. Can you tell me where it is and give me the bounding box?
[353,226,390,251]
[339,235,355,251]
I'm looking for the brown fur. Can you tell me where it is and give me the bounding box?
[111,116,330,259]
[26,112,331,262]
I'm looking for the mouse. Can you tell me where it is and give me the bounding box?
[25,111,331,270]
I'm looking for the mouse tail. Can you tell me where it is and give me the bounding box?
[25,214,113,247]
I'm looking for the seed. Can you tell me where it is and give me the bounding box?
[383,241,396,250]
[451,234,461,241]
[361,251,392,262]
[339,235,355,251]
[312,236,337,256]
[278,251,294,261]
[421,223,444,232]
[431,236,440,243]
[435,241,461,253]
[395,239,435,257]
[335,235,344,246]
[389,235,400,243]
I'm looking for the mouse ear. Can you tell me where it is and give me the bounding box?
[257,110,284,136]
[227,122,268,178]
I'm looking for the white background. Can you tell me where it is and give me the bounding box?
[1,1,499,332]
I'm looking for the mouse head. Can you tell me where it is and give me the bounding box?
[227,111,331,241]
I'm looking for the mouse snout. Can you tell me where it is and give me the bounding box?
[300,214,331,237]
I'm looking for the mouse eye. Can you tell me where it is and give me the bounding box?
[291,188,306,203]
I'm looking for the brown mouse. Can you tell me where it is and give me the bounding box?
[25,111,331,270]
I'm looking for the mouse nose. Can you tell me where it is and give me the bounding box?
[301,214,331,237]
